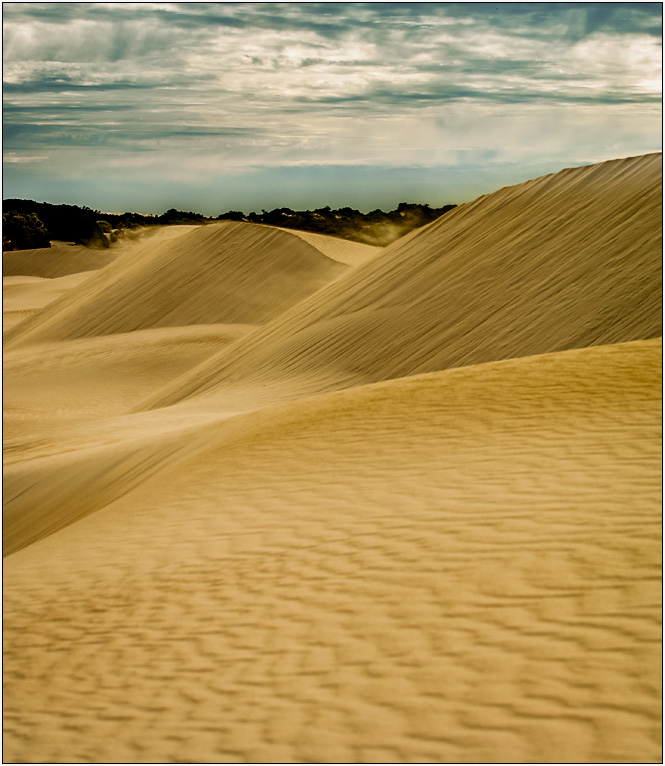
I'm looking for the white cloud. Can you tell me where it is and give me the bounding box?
[3,152,48,163]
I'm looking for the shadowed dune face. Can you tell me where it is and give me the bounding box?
[3,154,662,763]
[3,339,662,763]
[143,153,662,411]
[3,222,365,348]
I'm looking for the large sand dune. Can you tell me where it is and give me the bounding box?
[3,154,662,763]
[143,153,661,411]
[1,226,201,333]
[3,222,376,348]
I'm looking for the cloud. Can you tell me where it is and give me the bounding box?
[2,152,48,163]
[2,2,661,212]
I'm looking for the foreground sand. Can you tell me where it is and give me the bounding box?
[3,154,662,763]
[3,341,662,762]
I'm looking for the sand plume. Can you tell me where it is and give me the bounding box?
[3,339,662,763]
[143,153,662,411]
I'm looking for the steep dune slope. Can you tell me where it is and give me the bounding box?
[4,339,661,763]
[3,222,351,348]
[2,225,192,334]
[144,153,662,411]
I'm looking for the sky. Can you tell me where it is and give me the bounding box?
[2,2,662,215]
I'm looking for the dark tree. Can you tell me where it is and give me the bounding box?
[2,211,51,250]
[3,199,109,248]
[217,211,246,221]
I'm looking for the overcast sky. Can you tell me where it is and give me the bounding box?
[3,2,662,215]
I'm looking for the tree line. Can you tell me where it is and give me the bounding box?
[2,199,456,251]
[218,203,456,246]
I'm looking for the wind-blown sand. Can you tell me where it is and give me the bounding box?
[3,154,662,763]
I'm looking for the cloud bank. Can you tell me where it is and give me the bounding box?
[3,2,662,213]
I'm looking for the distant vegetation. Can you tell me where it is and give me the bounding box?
[221,203,457,246]
[2,210,51,251]
[2,199,456,251]
[3,199,111,250]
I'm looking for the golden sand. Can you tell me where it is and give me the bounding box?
[3,154,662,763]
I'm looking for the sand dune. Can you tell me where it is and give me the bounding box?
[2,323,259,556]
[3,271,95,330]
[4,325,256,420]
[143,153,662,411]
[2,244,117,278]
[3,339,662,763]
[2,273,93,310]
[3,154,662,763]
[2,223,379,553]
[3,222,375,348]
[1,226,198,331]
[278,227,384,266]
